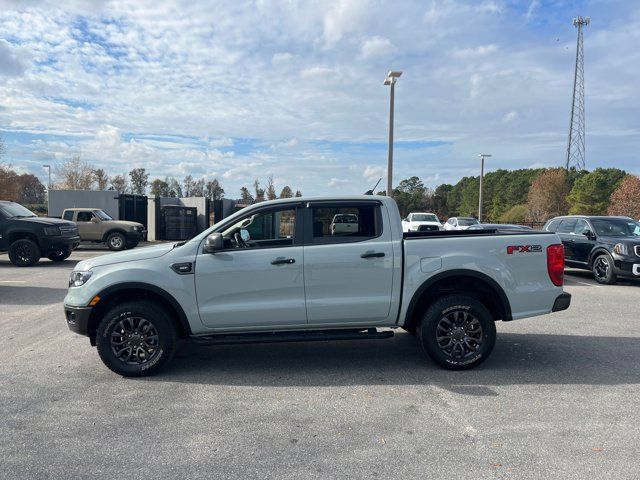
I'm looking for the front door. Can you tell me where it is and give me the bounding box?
[75,211,100,240]
[571,219,595,265]
[303,202,395,326]
[195,205,307,330]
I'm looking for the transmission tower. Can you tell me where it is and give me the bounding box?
[565,15,589,170]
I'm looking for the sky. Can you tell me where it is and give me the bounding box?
[0,0,638,197]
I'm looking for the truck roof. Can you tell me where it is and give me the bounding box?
[63,207,103,211]
[256,195,391,204]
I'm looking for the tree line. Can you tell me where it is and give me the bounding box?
[46,155,304,203]
[389,167,640,222]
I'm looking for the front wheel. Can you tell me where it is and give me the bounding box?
[96,302,178,377]
[8,239,41,267]
[592,253,617,285]
[47,248,71,262]
[418,295,496,370]
[106,232,126,251]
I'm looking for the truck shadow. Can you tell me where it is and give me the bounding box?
[154,332,640,390]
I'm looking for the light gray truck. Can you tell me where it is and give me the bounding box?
[63,195,570,377]
[62,208,146,250]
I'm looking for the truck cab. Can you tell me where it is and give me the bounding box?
[62,208,146,250]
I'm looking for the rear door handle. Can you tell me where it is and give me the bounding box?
[271,257,295,265]
[361,252,385,259]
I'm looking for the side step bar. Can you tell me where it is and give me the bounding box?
[191,328,394,346]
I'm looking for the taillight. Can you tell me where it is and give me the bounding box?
[547,244,564,286]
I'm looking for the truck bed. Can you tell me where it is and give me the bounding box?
[403,229,553,239]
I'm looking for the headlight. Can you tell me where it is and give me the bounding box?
[69,271,93,287]
[613,243,629,256]
[44,226,61,236]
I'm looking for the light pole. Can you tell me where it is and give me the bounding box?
[384,71,402,197]
[42,164,51,189]
[477,154,491,222]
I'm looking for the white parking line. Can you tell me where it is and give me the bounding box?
[566,278,602,287]
[0,280,26,283]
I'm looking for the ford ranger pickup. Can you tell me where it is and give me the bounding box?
[63,196,571,377]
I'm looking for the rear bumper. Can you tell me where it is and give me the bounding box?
[552,292,571,312]
[64,304,92,336]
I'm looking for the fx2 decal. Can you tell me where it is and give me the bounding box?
[507,245,542,254]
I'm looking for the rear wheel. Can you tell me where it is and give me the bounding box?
[418,295,496,370]
[47,248,71,262]
[8,239,41,267]
[96,301,178,377]
[106,232,126,251]
[592,253,617,285]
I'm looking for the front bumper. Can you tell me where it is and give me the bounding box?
[126,230,147,242]
[552,292,571,312]
[64,304,92,336]
[40,236,81,253]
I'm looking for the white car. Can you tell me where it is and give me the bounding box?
[330,213,359,235]
[402,212,442,232]
[443,217,480,231]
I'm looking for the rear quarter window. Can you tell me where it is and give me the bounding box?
[545,218,561,232]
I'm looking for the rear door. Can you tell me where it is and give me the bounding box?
[302,201,394,326]
[555,218,578,261]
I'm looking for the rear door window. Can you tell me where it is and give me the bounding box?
[310,204,381,243]
[556,218,578,233]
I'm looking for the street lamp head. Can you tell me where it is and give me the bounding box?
[383,78,392,85]
[43,164,50,168]
[478,153,492,158]
[388,71,403,78]
[384,71,403,85]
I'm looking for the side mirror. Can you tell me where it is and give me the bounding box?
[582,230,594,240]
[91,217,99,223]
[203,233,224,253]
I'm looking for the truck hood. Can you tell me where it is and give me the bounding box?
[13,216,75,227]
[75,242,175,270]
[408,221,441,226]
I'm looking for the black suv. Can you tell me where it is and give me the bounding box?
[543,215,640,284]
[0,201,80,267]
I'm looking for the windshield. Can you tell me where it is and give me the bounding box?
[0,202,37,218]
[412,214,438,222]
[591,218,640,237]
[94,210,113,221]
[458,218,479,226]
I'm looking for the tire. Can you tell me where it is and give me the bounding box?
[47,249,71,262]
[592,253,617,285]
[126,240,139,249]
[106,232,126,251]
[418,295,496,370]
[8,239,41,267]
[96,301,178,377]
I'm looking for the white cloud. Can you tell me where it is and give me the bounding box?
[452,44,497,58]
[502,110,518,123]
[363,165,386,182]
[360,36,394,59]
[328,177,349,187]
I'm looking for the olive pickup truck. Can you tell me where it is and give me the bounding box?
[61,208,146,250]
[0,200,80,266]
[63,195,571,377]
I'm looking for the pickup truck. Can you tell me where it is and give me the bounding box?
[0,200,80,266]
[63,195,570,377]
[402,212,442,232]
[61,208,146,250]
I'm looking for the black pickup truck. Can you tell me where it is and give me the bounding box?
[0,201,80,266]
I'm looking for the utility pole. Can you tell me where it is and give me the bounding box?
[383,71,402,197]
[42,164,51,189]
[565,16,589,170]
[478,154,491,222]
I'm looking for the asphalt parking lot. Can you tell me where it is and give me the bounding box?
[1,247,639,479]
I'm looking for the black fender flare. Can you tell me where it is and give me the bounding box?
[587,247,611,267]
[403,269,513,325]
[102,229,128,243]
[93,282,193,335]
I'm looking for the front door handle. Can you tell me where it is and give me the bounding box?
[271,257,296,265]
[361,251,385,259]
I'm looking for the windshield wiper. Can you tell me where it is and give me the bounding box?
[13,215,37,218]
